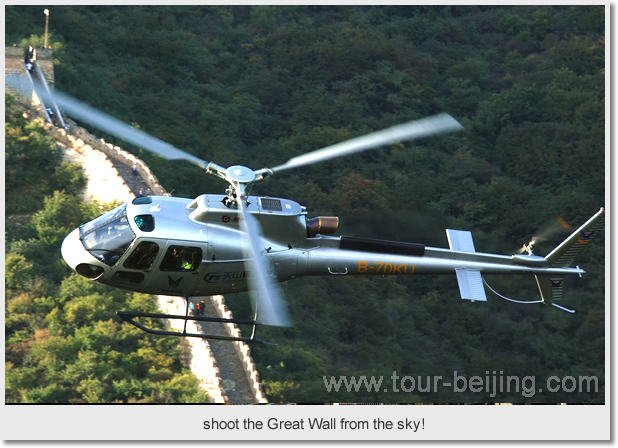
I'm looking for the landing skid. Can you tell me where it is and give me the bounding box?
[116,310,277,345]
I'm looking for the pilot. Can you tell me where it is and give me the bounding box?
[140,243,158,268]
[168,249,182,270]
[107,248,126,266]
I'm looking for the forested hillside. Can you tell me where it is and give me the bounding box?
[6,6,605,403]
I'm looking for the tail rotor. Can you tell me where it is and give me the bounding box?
[515,216,572,255]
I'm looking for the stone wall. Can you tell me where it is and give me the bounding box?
[56,129,134,203]
[50,123,168,197]
[5,47,26,76]
[156,296,229,403]
[100,140,168,196]
[211,296,269,403]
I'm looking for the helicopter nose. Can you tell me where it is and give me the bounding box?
[61,228,106,279]
[61,228,84,270]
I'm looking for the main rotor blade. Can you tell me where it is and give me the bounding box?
[271,113,463,173]
[237,194,292,327]
[6,75,207,169]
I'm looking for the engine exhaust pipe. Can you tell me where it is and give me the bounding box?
[306,216,339,238]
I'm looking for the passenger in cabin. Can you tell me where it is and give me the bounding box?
[181,250,198,271]
[160,247,200,271]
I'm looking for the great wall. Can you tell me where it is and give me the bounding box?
[6,47,267,404]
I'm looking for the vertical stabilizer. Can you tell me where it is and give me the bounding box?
[535,275,565,304]
[544,208,605,268]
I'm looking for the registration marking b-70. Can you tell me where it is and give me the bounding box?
[358,261,416,274]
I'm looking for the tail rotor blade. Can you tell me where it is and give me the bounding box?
[6,75,207,169]
[535,217,572,241]
[513,217,573,254]
[271,113,463,173]
[237,195,292,327]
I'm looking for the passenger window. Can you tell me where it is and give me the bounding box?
[123,241,159,269]
[134,214,155,232]
[159,246,202,272]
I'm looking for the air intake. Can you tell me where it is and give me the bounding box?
[261,198,282,211]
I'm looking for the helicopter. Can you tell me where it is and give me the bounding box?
[8,76,605,345]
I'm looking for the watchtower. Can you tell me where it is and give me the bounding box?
[5,46,54,84]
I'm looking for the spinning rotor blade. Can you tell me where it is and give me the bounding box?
[515,236,544,254]
[237,191,292,327]
[515,216,573,254]
[6,76,207,168]
[271,113,463,173]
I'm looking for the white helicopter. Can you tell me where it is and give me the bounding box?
[9,77,605,345]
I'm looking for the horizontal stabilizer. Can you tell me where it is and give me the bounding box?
[446,229,476,252]
[455,269,487,302]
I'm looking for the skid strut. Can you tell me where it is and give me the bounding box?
[116,310,276,345]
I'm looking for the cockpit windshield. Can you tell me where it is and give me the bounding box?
[80,203,136,266]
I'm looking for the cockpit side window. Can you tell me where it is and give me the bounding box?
[123,241,159,270]
[159,246,202,272]
[79,203,135,266]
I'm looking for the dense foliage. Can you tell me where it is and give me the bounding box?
[5,96,208,403]
[6,5,605,403]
